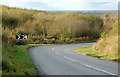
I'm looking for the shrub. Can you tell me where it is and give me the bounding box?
[86,36,89,40]
[82,37,86,41]
[75,38,79,41]
[44,38,48,41]
[93,24,118,57]
[15,39,26,45]
[78,37,83,41]
[71,38,76,42]
[51,38,55,42]
[29,39,34,44]
[100,32,108,39]
[14,39,34,45]
[24,39,30,44]
[65,38,70,42]
[34,40,40,44]
[25,39,34,44]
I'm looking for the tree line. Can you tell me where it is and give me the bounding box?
[2,5,111,44]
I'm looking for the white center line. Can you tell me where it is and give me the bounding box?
[84,64,116,76]
[53,50,116,75]
[63,56,76,62]
[70,59,76,62]
[63,56,116,75]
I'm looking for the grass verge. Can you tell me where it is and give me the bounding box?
[66,40,97,44]
[73,46,119,62]
[2,43,53,75]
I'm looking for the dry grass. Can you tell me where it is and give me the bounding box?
[93,24,119,61]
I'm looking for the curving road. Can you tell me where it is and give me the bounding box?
[29,43,118,76]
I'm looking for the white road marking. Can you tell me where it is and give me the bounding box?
[53,49,115,75]
[84,64,116,75]
[63,56,76,62]
[63,56,69,59]
[70,59,76,62]
[52,48,54,50]
[62,56,115,75]
[51,48,61,55]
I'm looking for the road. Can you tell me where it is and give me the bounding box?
[29,43,118,76]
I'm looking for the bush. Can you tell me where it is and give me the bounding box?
[15,40,26,45]
[93,24,118,57]
[100,32,108,39]
[29,39,34,44]
[2,42,16,72]
[65,38,70,42]
[51,38,56,43]
[34,40,40,44]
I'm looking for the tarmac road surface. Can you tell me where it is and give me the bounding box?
[29,43,118,76]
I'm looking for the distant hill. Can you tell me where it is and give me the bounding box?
[47,10,118,15]
[0,5,117,15]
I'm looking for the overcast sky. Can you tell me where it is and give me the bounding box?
[0,0,119,10]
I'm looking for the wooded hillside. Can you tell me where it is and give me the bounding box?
[2,5,104,44]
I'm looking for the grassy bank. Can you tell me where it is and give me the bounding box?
[73,46,119,62]
[93,24,119,60]
[2,43,53,75]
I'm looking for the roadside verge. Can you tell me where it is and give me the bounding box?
[73,46,119,62]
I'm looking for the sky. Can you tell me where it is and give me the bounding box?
[0,0,119,11]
